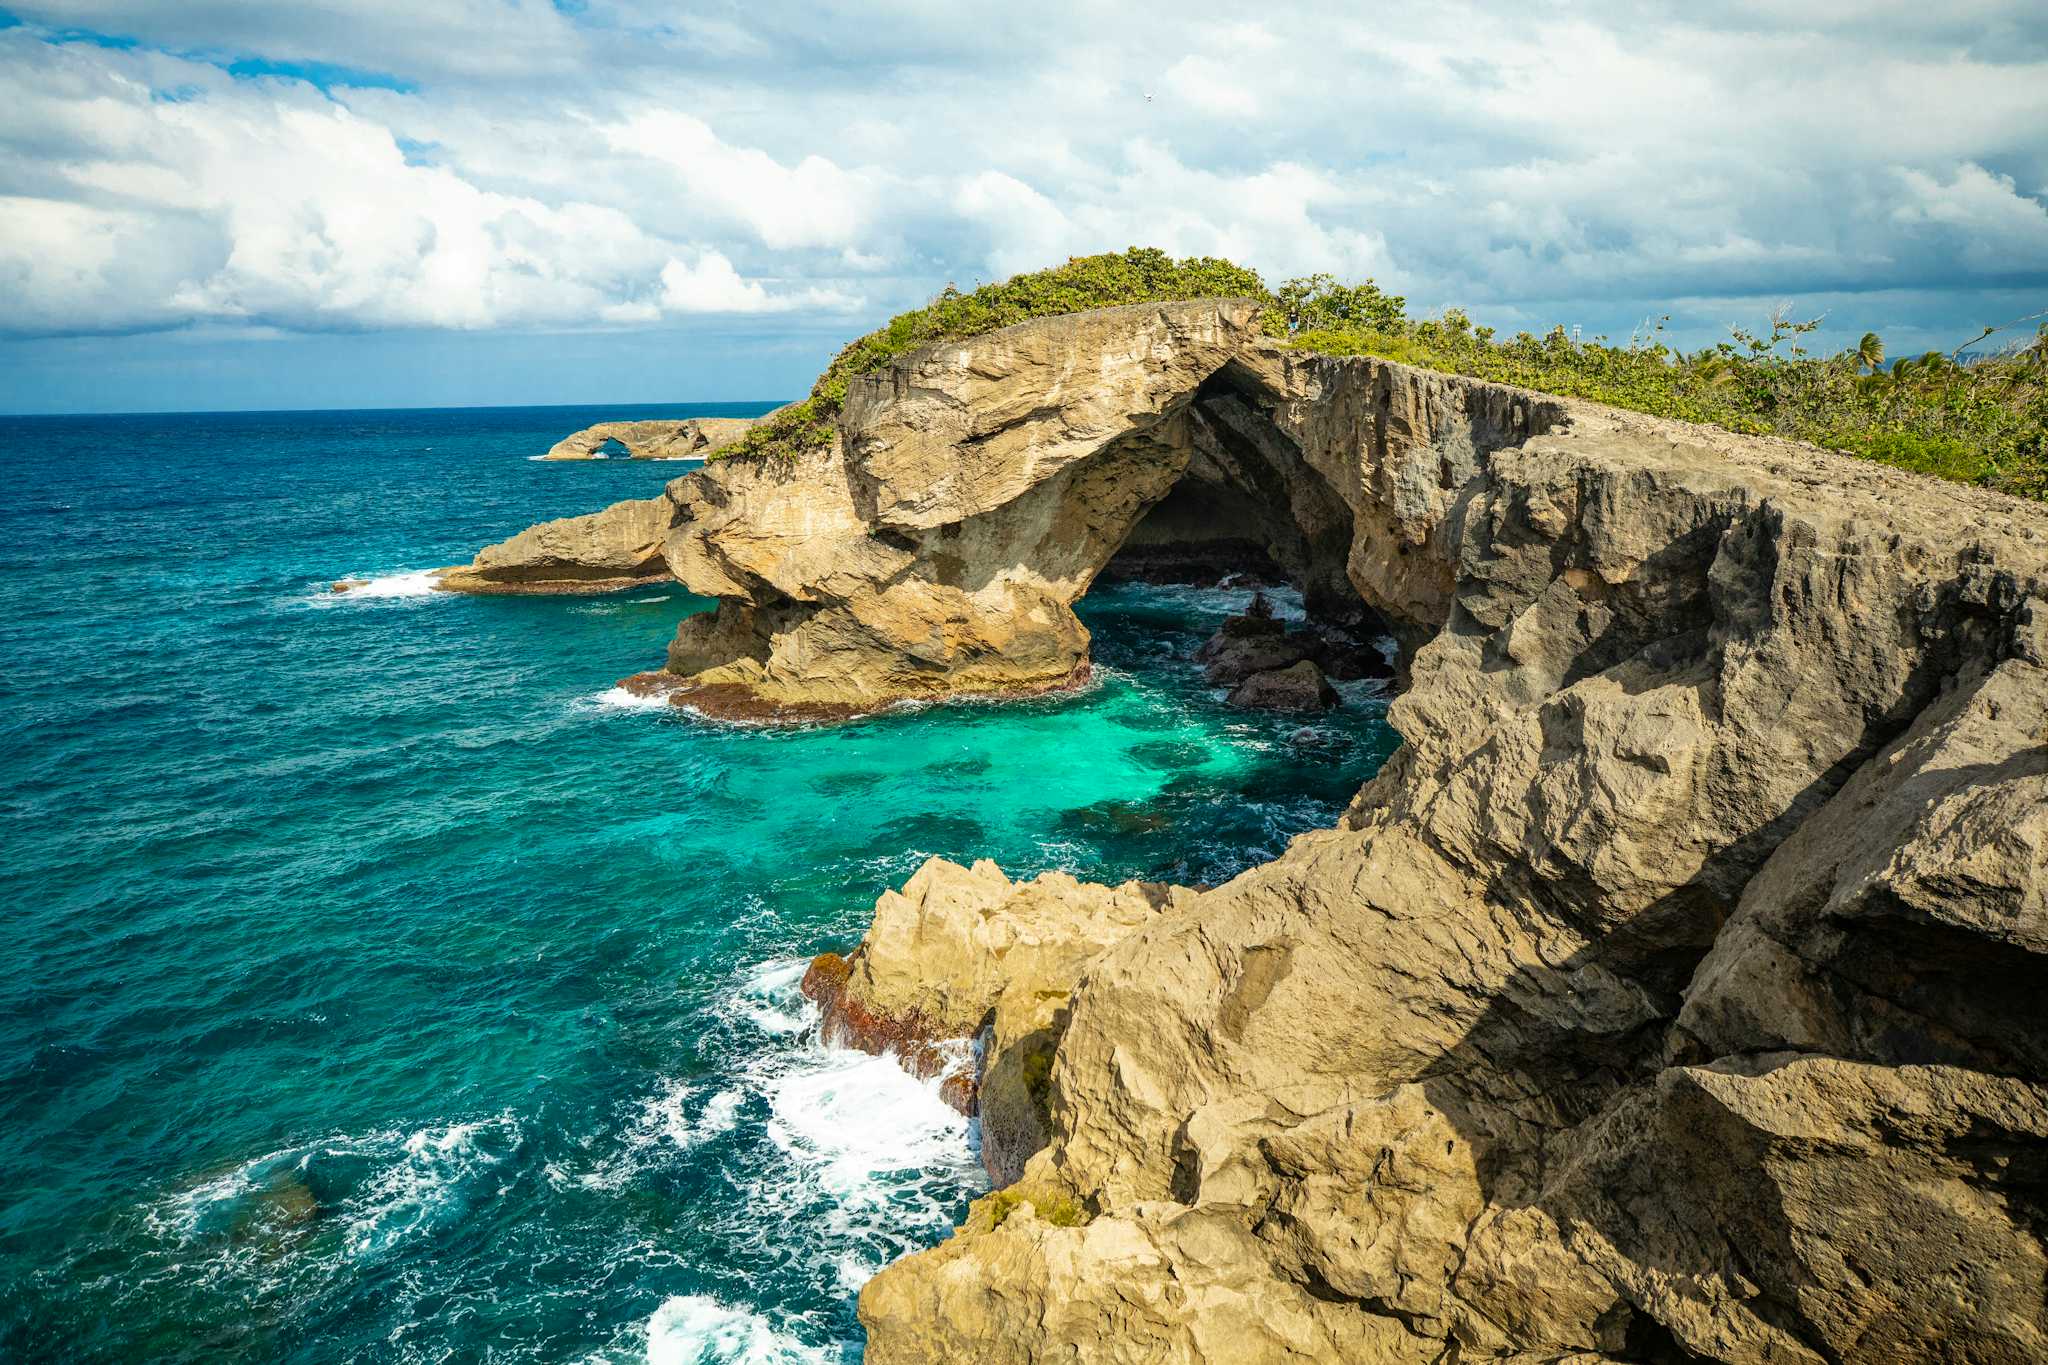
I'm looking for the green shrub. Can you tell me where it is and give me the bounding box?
[1279,283,2046,502]
[982,1186,1089,1231]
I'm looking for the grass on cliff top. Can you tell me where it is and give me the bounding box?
[720,248,2047,502]
[1282,276,2048,502]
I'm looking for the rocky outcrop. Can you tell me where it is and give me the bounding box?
[539,415,764,460]
[433,495,673,594]
[846,362,2048,1362]
[1225,658,1338,711]
[800,857,1195,1183]
[447,299,1280,712]
[445,296,2048,1360]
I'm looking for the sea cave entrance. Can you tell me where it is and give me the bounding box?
[1089,364,1396,701]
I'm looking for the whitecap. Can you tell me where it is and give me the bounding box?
[633,1080,743,1155]
[139,1111,523,1293]
[644,1295,838,1365]
[730,958,814,1036]
[675,957,985,1289]
[341,1113,522,1258]
[314,569,445,605]
[590,686,672,712]
[143,1147,284,1243]
[762,1044,976,1207]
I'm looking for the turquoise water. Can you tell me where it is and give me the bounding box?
[0,406,1398,1362]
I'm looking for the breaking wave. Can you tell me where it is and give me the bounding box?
[644,1295,843,1364]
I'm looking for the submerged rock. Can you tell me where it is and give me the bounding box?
[1225,658,1339,711]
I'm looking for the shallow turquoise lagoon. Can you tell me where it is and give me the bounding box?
[0,406,1398,1361]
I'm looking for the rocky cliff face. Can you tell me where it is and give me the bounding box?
[443,301,2048,1361]
[848,354,2048,1364]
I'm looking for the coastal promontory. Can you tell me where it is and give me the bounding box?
[441,267,2048,1362]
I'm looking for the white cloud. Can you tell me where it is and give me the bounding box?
[0,34,866,334]
[0,0,2043,354]
[1160,55,1259,118]
[602,109,876,251]
[657,251,857,314]
[1892,163,2048,267]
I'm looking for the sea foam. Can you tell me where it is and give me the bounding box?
[311,569,445,606]
[590,685,673,712]
[644,1295,839,1364]
[342,570,442,598]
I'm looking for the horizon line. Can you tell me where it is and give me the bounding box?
[0,398,800,420]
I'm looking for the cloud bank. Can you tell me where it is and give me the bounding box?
[0,1,2044,358]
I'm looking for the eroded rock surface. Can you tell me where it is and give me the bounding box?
[1225,658,1338,711]
[434,495,673,594]
[446,300,1282,710]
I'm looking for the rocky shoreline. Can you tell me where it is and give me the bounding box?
[428,300,2046,1362]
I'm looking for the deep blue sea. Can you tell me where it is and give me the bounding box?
[0,404,1397,1362]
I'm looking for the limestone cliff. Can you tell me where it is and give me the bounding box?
[846,354,2048,1363]
[442,300,2048,1361]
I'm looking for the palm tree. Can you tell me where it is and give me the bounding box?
[1854,332,1884,374]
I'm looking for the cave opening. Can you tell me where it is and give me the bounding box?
[1101,367,1364,618]
[1090,363,1397,699]
[593,436,631,458]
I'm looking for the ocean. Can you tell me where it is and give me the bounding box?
[0,404,1398,1362]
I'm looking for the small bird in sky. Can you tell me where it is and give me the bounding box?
[1144,91,1154,102]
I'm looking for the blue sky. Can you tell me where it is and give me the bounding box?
[1,1,2045,413]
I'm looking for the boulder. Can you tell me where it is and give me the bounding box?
[1310,631,1395,681]
[1225,659,1340,711]
[1199,629,1315,686]
[798,857,1195,1181]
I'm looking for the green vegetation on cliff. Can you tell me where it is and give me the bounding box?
[1277,275,2048,501]
[723,248,2047,501]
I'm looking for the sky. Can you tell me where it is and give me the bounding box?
[0,2,2044,413]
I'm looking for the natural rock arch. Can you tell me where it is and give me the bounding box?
[538,415,766,461]
[438,299,1561,717]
